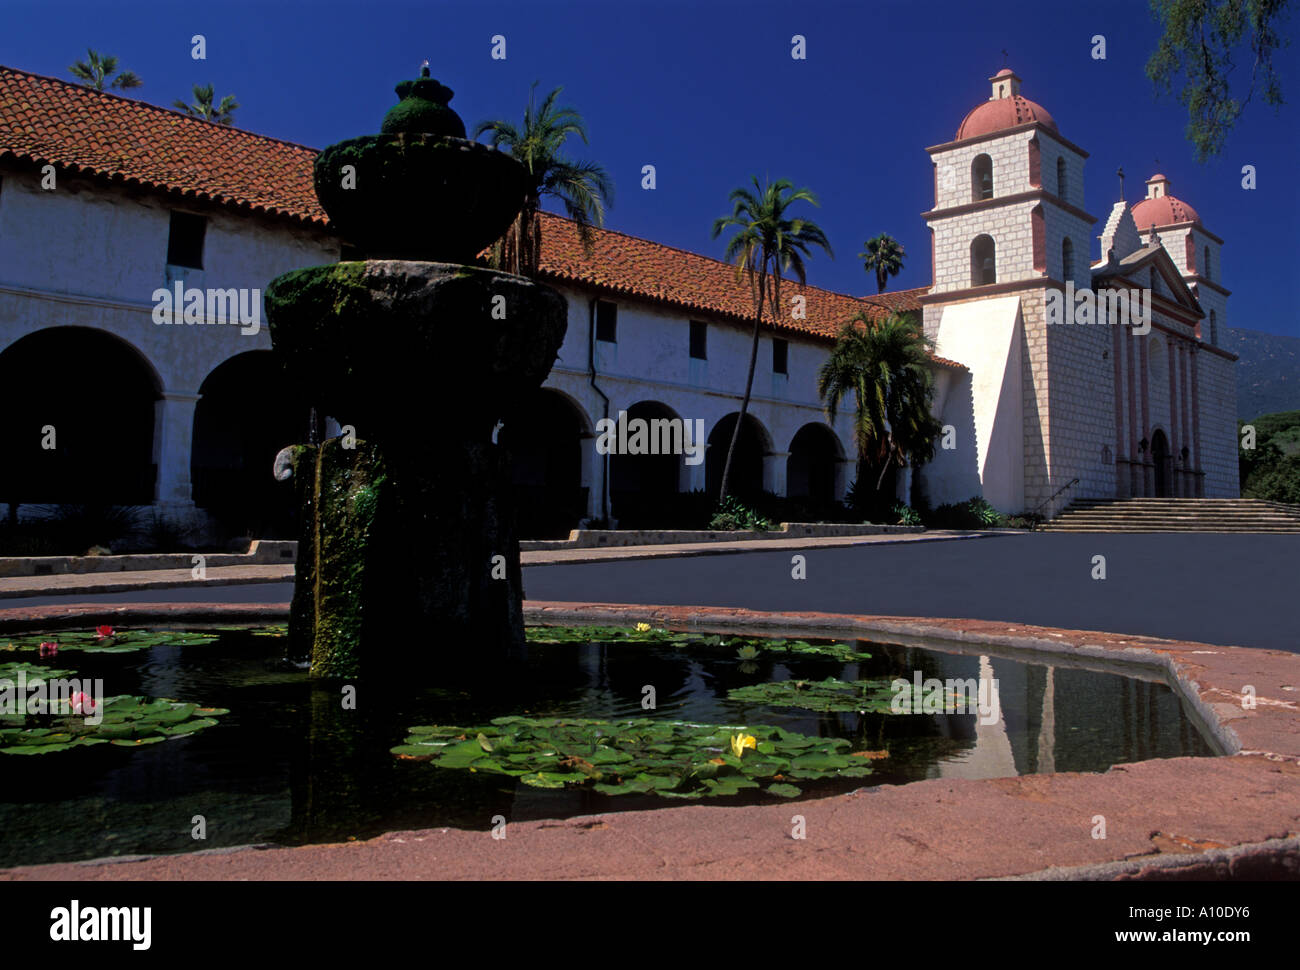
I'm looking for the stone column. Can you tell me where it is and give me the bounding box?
[1166,335,1179,496]
[152,391,200,509]
[836,459,856,503]
[762,452,789,497]
[1179,343,1192,497]
[1140,335,1152,496]
[579,432,600,519]
[896,465,913,504]
[1191,347,1203,497]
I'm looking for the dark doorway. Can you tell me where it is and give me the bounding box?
[0,327,159,505]
[787,423,841,503]
[501,389,588,539]
[1151,429,1169,497]
[610,401,682,525]
[707,412,767,501]
[192,351,311,538]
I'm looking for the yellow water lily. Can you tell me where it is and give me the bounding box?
[730,732,757,758]
[635,623,652,633]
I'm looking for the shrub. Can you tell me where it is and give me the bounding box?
[892,502,923,526]
[709,496,773,532]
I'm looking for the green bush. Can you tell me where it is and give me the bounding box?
[709,496,773,532]
[891,502,923,526]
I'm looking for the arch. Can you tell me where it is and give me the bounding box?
[609,400,687,525]
[707,412,772,501]
[971,234,996,287]
[191,350,311,538]
[786,423,843,503]
[1061,236,1074,282]
[0,327,161,507]
[1203,245,1212,282]
[500,387,591,539]
[971,154,993,201]
[1209,309,1218,345]
[1150,428,1170,497]
[1056,156,1067,198]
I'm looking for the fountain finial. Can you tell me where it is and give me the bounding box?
[381,66,465,137]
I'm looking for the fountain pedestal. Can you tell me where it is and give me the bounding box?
[264,66,568,677]
[267,261,566,676]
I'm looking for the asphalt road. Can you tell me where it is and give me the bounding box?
[4,533,1296,651]
[520,532,1299,652]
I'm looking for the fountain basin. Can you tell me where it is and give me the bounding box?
[313,135,529,262]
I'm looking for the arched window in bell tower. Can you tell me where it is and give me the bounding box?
[1056,157,1067,199]
[1061,237,1074,282]
[1210,309,1218,344]
[1204,245,1212,281]
[971,235,996,286]
[971,154,993,201]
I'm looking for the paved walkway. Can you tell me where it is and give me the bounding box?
[0,530,990,601]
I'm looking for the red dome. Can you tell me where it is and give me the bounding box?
[956,94,1057,140]
[1131,193,1200,228]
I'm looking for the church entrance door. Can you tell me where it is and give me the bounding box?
[1151,429,1169,497]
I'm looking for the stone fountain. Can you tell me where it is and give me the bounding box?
[265,68,567,678]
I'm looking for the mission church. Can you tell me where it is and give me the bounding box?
[0,64,1237,540]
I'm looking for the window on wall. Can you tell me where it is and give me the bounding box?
[689,320,707,360]
[1061,237,1074,281]
[772,338,788,375]
[971,235,996,286]
[1204,246,1211,281]
[1056,157,1067,198]
[971,154,993,201]
[596,300,618,342]
[1210,309,1218,344]
[166,211,206,269]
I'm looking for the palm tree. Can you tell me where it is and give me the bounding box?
[859,232,906,294]
[711,176,833,502]
[473,82,614,275]
[68,49,142,92]
[173,84,240,125]
[817,311,942,506]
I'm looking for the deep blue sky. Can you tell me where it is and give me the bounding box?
[3,0,1297,337]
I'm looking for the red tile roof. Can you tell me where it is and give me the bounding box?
[0,64,961,367]
[535,211,916,340]
[0,65,326,225]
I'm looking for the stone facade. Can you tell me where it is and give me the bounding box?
[917,70,1239,514]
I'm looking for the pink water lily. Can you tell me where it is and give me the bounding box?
[70,691,96,715]
[94,625,114,639]
[39,642,58,658]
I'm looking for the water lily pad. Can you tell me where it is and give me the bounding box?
[728,677,968,715]
[0,694,228,754]
[394,716,873,799]
[3,630,219,656]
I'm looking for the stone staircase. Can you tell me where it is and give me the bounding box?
[1043,497,1300,533]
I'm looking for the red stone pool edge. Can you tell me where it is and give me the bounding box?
[1,600,1297,881]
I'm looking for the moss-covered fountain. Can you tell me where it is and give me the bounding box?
[265,68,567,678]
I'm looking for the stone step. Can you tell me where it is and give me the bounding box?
[1044,496,1300,533]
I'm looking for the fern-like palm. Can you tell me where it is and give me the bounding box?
[859,232,906,294]
[68,49,142,92]
[711,176,833,501]
[473,83,614,274]
[172,84,240,125]
[818,311,941,494]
